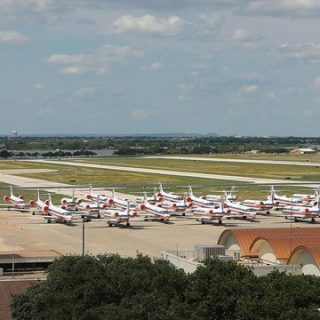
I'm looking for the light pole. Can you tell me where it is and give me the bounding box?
[81,215,85,256]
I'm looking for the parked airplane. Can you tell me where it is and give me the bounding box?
[85,185,113,206]
[186,186,219,208]
[111,189,137,211]
[224,196,257,220]
[205,186,237,202]
[60,190,81,209]
[136,188,160,204]
[241,197,274,214]
[271,186,305,207]
[158,199,191,214]
[44,194,74,225]
[139,193,171,223]
[3,186,26,211]
[281,195,320,223]
[30,190,49,215]
[291,188,319,202]
[77,195,108,218]
[157,183,183,202]
[103,201,138,227]
[191,202,225,224]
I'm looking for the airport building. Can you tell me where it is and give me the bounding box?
[218,228,320,276]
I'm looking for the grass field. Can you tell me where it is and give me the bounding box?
[175,153,320,162]
[70,157,320,181]
[0,159,316,200]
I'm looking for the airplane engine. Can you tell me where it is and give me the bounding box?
[3,195,10,202]
[305,208,310,213]
[226,209,232,214]
[61,198,68,205]
[208,210,214,215]
[42,205,49,213]
[157,192,162,197]
[86,204,91,210]
[86,194,92,200]
[107,199,113,206]
[157,196,162,202]
[186,197,192,203]
[275,202,280,206]
[29,200,36,207]
[102,204,107,209]
[114,212,119,217]
[132,211,138,217]
[61,205,66,210]
[76,198,82,204]
[173,203,177,208]
[19,195,24,200]
[45,199,49,206]
[139,204,146,211]
[260,201,264,206]
[187,202,193,207]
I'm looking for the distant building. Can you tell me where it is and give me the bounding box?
[11,130,18,138]
[290,148,316,154]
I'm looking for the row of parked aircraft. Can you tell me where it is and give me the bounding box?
[2,183,320,226]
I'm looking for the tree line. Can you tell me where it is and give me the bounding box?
[0,150,97,159]
[11,254,320,320]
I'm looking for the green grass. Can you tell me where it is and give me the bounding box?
[0,159,317,200]
[176,153,320,162]
[69,157,320,181]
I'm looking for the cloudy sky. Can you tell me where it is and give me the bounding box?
[1,0,320,136]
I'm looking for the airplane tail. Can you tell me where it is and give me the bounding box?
[220,200,225,213]
[159,183,164,193]
[188,185,193,197]
[48,193,53,206]
[270,186,275,202]
[37,190,40,201]
[144,192,148,204]
[72,189,75,201]
[10,185,13,196]
[89,184,92,193]
[112,189,116,199]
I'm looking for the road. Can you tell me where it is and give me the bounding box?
[145,156,320,167]
[22,159,320,187]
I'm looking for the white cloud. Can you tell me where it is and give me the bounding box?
[237,84,259,95]
[248,0,320,16]
[141,62,162,70]
[47,54,84,64]
[0,30,29,43]
[59,66,85,75]
[112,14,184,35]
[131,108,151,121]
[278,42,320,63]
[232,29,250,41]
[47,44,144,76]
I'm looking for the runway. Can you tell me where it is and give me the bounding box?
[145,155,320,167]
[22,159,320,187]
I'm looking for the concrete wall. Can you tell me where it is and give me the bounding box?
[160,251,201,273]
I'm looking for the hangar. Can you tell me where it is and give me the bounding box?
[218,228,320,275]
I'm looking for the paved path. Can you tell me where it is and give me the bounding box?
[145,156,320,167]
[22,159,320,187]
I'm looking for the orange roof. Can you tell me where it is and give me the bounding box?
[250,236,320,261]
[288,245,320,268]
[218,228,320,257]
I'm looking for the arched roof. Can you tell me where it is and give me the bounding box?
[288,245,320,268]
[249,236,320,261]
[218,228,320,258]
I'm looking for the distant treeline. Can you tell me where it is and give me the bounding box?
[0,149,96,159]
[0,136,318,156]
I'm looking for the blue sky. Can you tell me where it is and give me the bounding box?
[1,0,320,136]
